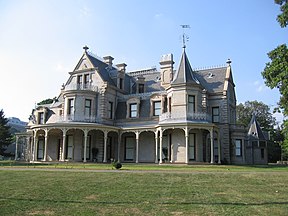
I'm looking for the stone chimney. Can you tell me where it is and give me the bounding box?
[103,56,114,67]
[116,63,127,72]
[159,53,174,86]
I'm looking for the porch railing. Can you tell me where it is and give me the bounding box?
[64,83,98,92]
[159,112,211,122]
[55,114,101,123]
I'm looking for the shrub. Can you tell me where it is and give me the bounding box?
[111,159,122,169]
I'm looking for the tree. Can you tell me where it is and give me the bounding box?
[262,0,288,159]
[236,101,276,131]
[37,97,57,105]
[0,109,13,156]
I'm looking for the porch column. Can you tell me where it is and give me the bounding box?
[135,131,139,163]
[83,129,88,163]
[103,131,108,163]
[210,129,214,164]
[33,133,38,161]
[185,127,189,164]
[217,131,221,164]
[25,136,29,161]
[117,132,121,162]
[43,132,48,161]
[159,129,163,164]
[62,129,67,161]
[15,136,19,160]
[155,130,158,163]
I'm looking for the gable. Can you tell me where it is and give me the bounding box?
[73,53,94,71]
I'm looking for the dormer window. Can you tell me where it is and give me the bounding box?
[153,101,161,116]
[138,84,145,93]
[119,78,124,90]
[130,103,137,118]
[38,112,44,124]
[126,97,140,119]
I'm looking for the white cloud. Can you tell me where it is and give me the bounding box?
[56,63,70,72]
[80,6,91,18]
[154,13,163,19]
[252,80,268,93]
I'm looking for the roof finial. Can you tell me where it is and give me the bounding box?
[83,45,89,52]
[180,25,190,49]
[226,58,232,66]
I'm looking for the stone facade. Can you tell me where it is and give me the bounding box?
[15,46,267,164]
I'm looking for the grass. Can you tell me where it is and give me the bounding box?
[0,163,288,215]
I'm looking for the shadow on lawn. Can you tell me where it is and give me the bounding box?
[1,196,288,206]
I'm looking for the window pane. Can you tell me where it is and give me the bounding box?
[153,101,161,116]
[188,95,195,113]
[130,104,137,118]
[212,107,219,123]
[235,139,242,156]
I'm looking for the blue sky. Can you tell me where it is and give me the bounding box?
[0,0,287,123]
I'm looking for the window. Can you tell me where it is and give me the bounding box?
[119,78,123,90]
[67,98,74,115]
[168,97,172,112]
[85,99,91,116]
[235,139,242,156]
[38,112,44,124]
[108,101,113,119]
[84,74,89,84]
[212,107,219,123]
[261,148,265,159]
[138,84,144,93]
[153,101,161,116]
[125,137,135,160]
[77,75,83,86]
[189,133,196,160]
[37,139,44,159]
[66,135,73,160]
[130,103,137,118]
[188,95,195,113]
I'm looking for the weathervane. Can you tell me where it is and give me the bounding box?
[180,25,190,49]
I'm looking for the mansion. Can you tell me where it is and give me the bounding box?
[15,46,268,164]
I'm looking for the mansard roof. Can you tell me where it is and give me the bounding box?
[171,48,200,85]
[195,67,227,93]
[247,114,267,141]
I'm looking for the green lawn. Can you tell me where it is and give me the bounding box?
[0,164,288,215]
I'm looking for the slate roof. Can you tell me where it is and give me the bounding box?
[247,114,267,141]
[86,52,116,86]
[172,49,200,85]
[195,67,227,93]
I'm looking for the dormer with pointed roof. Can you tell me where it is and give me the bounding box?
[171,48,200,85]
[247,114,267,141]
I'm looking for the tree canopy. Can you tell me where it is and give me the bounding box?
[37,97,57,106]
[236,101,276,131]
[262,0,288,159]
[0,109,13,156]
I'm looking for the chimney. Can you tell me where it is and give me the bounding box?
[116,63,127,72]
[159,53,174,85]
[103,56,114,67]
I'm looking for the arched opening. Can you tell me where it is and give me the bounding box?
[139,131,155,163]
